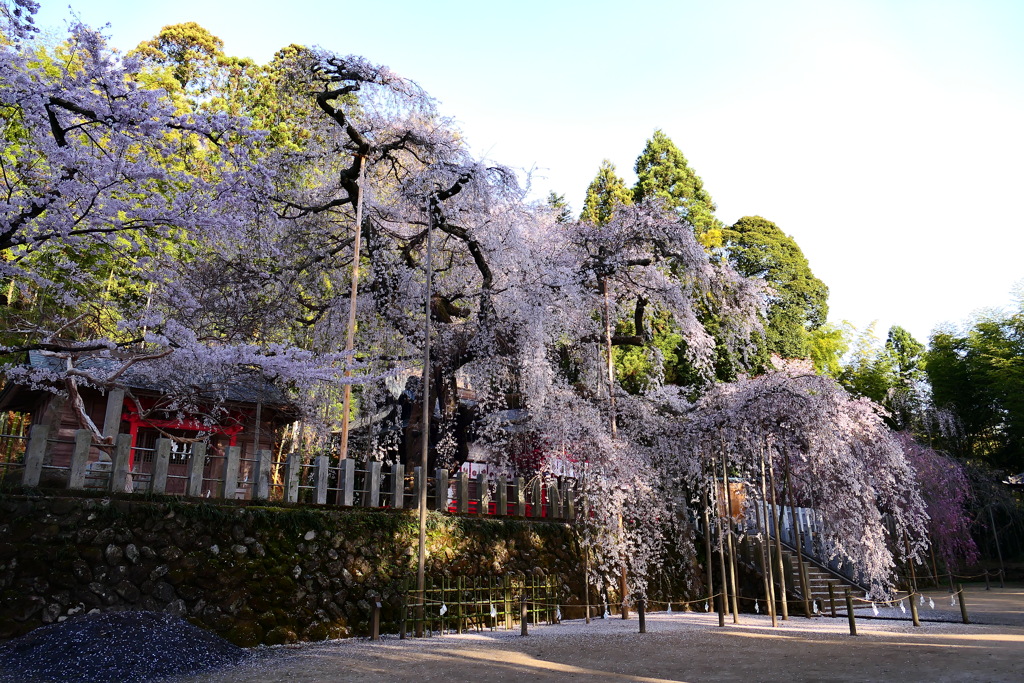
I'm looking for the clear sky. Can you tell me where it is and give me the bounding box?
[36,0,1024,345]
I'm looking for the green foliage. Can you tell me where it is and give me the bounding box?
[838,322,894,405]
[633,129,722,247]
[580,160,632,226]
[808,323,849,377]
[546,192,573,224]
[721,216,829,360]
[927,306,1024,469]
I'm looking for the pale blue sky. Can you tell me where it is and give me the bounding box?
[36,0,1024,344]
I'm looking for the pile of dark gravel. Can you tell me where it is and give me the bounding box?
[0,611,251,682]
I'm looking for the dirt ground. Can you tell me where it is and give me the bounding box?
[181,584,1024,683]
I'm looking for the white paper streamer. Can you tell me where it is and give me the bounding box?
[899,601,906,614]
[871,602,879,616]
[556,606,562,621]
[929,598,935,610]
[812,600,819,614]
[667,602,672,613]
[490,604,497,619]
[951,595,956,606]
[439,603,447,616]
[704,601,710,612]
[755,600,760,613]
[919,594,925,606]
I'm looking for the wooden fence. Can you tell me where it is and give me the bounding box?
[10,424,576,520]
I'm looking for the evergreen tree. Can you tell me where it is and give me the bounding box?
[721,215,828,359]
[633,129,722,247]
[546,191,573,224]
[580,160,632,226]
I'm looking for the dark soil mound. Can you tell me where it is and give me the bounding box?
[0,611,251,682]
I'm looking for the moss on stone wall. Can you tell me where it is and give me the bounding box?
[0,493,584,646]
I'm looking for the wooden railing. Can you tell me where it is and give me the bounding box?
[12,425,576,520]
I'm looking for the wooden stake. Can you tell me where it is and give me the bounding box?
[845,588,857,636]
[957,584,969,624]
[339,155,367,462]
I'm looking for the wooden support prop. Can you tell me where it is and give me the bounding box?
[110,434,132,493]
[908,593,920,627]
[221,446,241,500]
[957,584,969,624]
[845,588,857,636]
[497,475,508,516]
[313,455,329,505]
[457,576,465,634]
[434,468,449,511]
[151,438,172,494]
[338,458,355,506]
[638,595,646,633]
[187,443,207,498]
[390,463,405,509]
[254,449,271,500]
[400,577,408,639]
[520,593,528,636]
[21,424,49,487]
[828,582,837,618]
[68,429,91,490]
[514,477,526,516]
[284,452,301,503]
[363,460,382,507]
[984,569,991,591]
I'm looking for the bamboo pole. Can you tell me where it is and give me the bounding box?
[701,487,715,618]
[755,462,777,626]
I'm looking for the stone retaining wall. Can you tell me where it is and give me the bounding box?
[0,493,585,646]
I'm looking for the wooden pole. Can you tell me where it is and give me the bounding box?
[957,584,969,624]
[711,459,730,626]
[758,455,777,626]
[845,588,857,636]
[784,459,812,618]
[988,506,1006,587]
[638,595,646,633]
[701,487,715,620]
[416,195,435,638]
[521,593,528,636]
[768,455,788,620]
[828,582,837,618]
[908,593,920,627]
[903,530,918,594]
[339,155,367,462]
[721,448,740,623]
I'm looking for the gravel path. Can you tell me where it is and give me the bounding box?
[4,585,1023,682]
[179,584,1024,683]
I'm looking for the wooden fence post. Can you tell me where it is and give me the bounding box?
[531,479,542,518]
[221,446,241,500]
[563,479,575,520]
[67,429,92,490]
[314,455,329,505]
[253,449,272,500]
[363,460,382,507]
[186,443,207,497]
[434,468,449,511]
[151,438,172,494]
[475,471,487,515]
[497,475,508,516]
[457,470,469,514]
[338,458,355,506]
[547,481,561,520]
[21,424,49,487]
[908,592,920,627]
[390,463,405,508]
[521,593,528,636]
[284,452,300,503]
[638,595,646,633]
[828,582,836,618]
[514,477,526,516]
[109,434,132,493]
